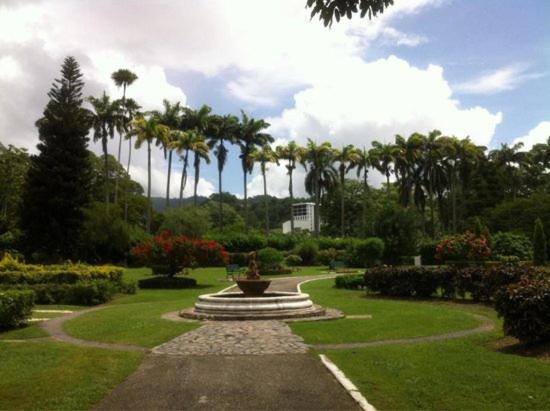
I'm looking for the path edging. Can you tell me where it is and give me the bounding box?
[319,354,376,411]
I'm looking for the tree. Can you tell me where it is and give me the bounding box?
[306,0,394,27]
[334,144,360,236]
[20,56,93,260]
[159,207,211,238]
[151,100,183,208]
[87,92,121,206]
[251,144,278,235]
[191,133,210,206]
[0,144,29,233]
[489,142,527,200]
[356,147,373,235]
[130,116,170,232]
[533,218,547,266]
[302,139,337,235]
[421,130,446,237]
[236,111,273,229]
[369,141,397,198]
[276,141,304,234]
[111,69,138,203]
[206,114,239,230]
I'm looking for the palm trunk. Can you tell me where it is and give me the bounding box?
[386,172,391,199]
[289,168,294,233]
[429,180,435,238]
[165,150,173,208]
[146,141,152,233]
[218,167,223,230]
[262,166,269,236]
[243,167,249,230]
[179,150,189,207]
[193,153,200,206]
[451,169,457,233]
[103,136,109,207]
[314,169,320,236]
[114,132,123,204]
[362,171,368,236]
[340,171,345,237]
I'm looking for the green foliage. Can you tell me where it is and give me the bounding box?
[137,276,197,289]
[266,233,298,251]
[256,247,284,271]
[374,203,421,263]
[533,218,547,266]
[0,144,29,234]
[419,240,439,265]
[318,248,346,265]
[228,252,248,266]
[159,206,210,238]
[306,0,394,27]
[0,290,34,329]
[346,237,385,268]
[495,276,550,343]
[364,266,440,298]
[203,201,244,232]
[295,240,319,265]
[20,57,93,261]
[491,232,532,260]
[284,254,302,266]
[7,281,117,305]
[334,274,365,290]
[435,231,492,263]
[208,231,266,252]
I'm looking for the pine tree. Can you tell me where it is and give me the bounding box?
[533,218,547,266]
[20,56,92,260]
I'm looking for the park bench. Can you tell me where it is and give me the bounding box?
[225,264,245,280]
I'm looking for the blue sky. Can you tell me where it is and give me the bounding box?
[0,0,548,198]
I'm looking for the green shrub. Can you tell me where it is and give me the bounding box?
[335,274,364,289]
[318,248,343,266]
[491,232,532,260]
[229,252,248,267]
[533,218,547,266]
[364,266,440,298]
[317,237,345,250]
[284,254,302,266]
[210,232,266,252]
[0,290,34,329]
[0,265,123,285]
[266,234,298,251]
[295,240,319,265]
[256,247,284,272]
[159,206,210,238]
[495,276,550,343]
[137,276,197,289]
[346,237,384,268]
[419,240,438,265]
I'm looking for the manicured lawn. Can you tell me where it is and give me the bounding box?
[0,324,48,340]
[0,342,143,410]
[63,266,329,347]
[290,279,484,344]
[323,332,550,410]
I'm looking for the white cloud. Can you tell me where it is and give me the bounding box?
[512,121,550,151]
[247,162,308,199]
[453,64,545,95]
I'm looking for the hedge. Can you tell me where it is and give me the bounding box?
[0,265,124,285]
[138,276,197,289]
[0,290,34,329]
[335,274,365,290]
[495,276,550,343]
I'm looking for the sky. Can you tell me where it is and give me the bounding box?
[0,0,548,199]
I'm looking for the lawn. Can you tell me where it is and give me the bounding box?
[290,278,484,344]
[63,266,329,347]
[0,342,143,410]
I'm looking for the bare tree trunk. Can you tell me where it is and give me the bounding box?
[165,150,172,208]
[193,153,199,207]
[263,167,269,236]
[218,167,223,230]
[314,169,320,236]
[243,167,249,230]
[103,135,109,208]
[179,150,189,207]
[289,169,294,233]
[146,141,152,233]
[340,171,345,237]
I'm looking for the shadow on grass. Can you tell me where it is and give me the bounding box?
[490,337,550,360]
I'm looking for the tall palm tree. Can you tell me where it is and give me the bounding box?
[170,129,208,206]
[119,98,141,222]
[251,144,278,235]
[130,116,170,232]
[421,130,446,237]
[369,141,397,199]
[88,92,121,206]
[334,144,360,237]
[301,139,337,236]
[151,100,183,208]
[236,111,273,229]
[206,114,239,230]
[355,147,372,235]
[489,142,527,200]
[276,141,304,233]
[111,69,138,196]
[191,134,210,206]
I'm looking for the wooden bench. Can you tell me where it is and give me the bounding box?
[225,264,245,280]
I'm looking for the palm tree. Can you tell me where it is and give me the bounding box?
[170,129,208,206]
[111,69,138,197]
[236,111,273,229]
[251,144,278,235]
[88,92,121,206]
[301,139,337,236]
[119,98,141,222]
[355,147,372,234]
[206,114,239,230]
[151,100,183,208]
[421,130,446,237]
[130,116,170,232]
[191,134,210,206]
[276,141,304,233]
[334,144,360,237]
[369,141,397,198]
[489,142,527,200]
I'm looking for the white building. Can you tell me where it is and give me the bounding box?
[282,202,315,234]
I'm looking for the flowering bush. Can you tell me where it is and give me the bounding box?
[130,231,228,276]
[435,231,491,263]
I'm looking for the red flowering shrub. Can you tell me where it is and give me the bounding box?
[435,231,491,263]
[130,231,228,276]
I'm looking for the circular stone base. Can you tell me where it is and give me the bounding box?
[180,291,326,321]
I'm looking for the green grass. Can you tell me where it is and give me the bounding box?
[0,341,143,410]
[323,332,550,410]
[290,279,483,344]
[0,324,48,340]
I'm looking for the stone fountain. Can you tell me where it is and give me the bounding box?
[180,252,325,320]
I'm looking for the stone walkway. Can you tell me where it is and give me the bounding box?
[153,320,308,356]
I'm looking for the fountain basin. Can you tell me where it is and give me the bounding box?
[236,279,271,296]
[180,291,325,320]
